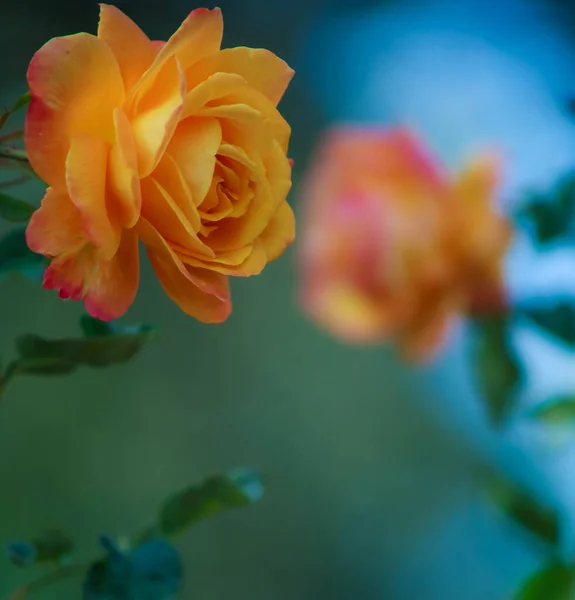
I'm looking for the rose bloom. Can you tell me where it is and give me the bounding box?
[25,5,294,322]
[299,127,511,361]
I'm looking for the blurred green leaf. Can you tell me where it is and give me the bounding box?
[486,474,561,548]
[31,529,74,564]
[530,396,575,424]
[518,174,575,244]
[514,562,575,600]
[80,315,115,338]
[10,93,31,114]
[0,92,31,130]
[84,537,182,600]
[15,321,154,371]
[523,303,575,346]
[159,468,265,537]
[472,315,522,425]
[6,542,37,567]
[0,227,46,280]
[6,529,73,567]
[0,193,35,222]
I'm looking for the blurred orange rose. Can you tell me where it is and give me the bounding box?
[25,5,294,322]
[299,128,511,361]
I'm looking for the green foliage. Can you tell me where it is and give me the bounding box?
[471,315,522,425]
[159,468,265,537]
[6,529,74,567]
[84,537,183,600]
[0,193,35,222]
[486,473,561,548]
[514,562,575,600]
[530,395,575,424]
[0,92,31,130]
[522,302,575,347]
[7,316,154,379]
[5,467,263,598]
[0,227,46,280]
[518,173,575,245]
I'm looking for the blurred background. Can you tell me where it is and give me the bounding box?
[2,0,575,598]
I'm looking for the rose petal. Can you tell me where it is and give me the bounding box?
[108,108,141,228]
[26,188,85,256]
[259,201,295,262]
[200,103,274,158]
[98,4,156,92]
[182,72,247,118]
[200,83,291,153]
[26,33,124,189]
[44,251,92,302]
[151,7,222,72]
[138,218,231,322]
[152,152,201,231]
[182,240,268,276]
[185,47,294,106]
[303,282,393,345]
[167,117,222,206]
[66,134,121,260]
[130,55,186,177]
[83,227,140,320]
[208,140,290,250]
[128,8,222,108]
[140,177,213,257]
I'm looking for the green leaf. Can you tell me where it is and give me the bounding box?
[0,227,46,280]
[514,562,575,600]
[31,529,74,564]
[10,92,31,114]
[522,303,575,346]
[6,529,74,567]
[0,92,31,130]
[16,325,154,371]
[159,468,265,537]
[6,542,37,567]
[486,474,561,548]
[530,396,575,424]
[471,315,522,425]
[84,537,182,600]
[80,315,114,338]
[518,173,575,245]
[0,193,35,222]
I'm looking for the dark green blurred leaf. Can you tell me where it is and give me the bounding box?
[530,396,575,424]
[8,357,76,377]
[159,468,265,537]
[31,529,74,564]
[80,316,114,338]
[0,227,46,280]
[10,93,31,114]
[0,92,31,130]
[84,537,131,600]
[6,530,73,567]
[518,174,575,244]
[472,315,522,425]
[6,542,36,567]
[486,474,561,548]
[0,193,35,222]
[84,537,182,600]
[515,562,575,600]
[16,322,154,371]
[523,303,575,346]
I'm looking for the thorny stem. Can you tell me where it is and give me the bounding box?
[4,564,87,600]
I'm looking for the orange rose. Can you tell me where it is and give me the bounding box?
[25,5,295,321]
[299,127,511,361]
